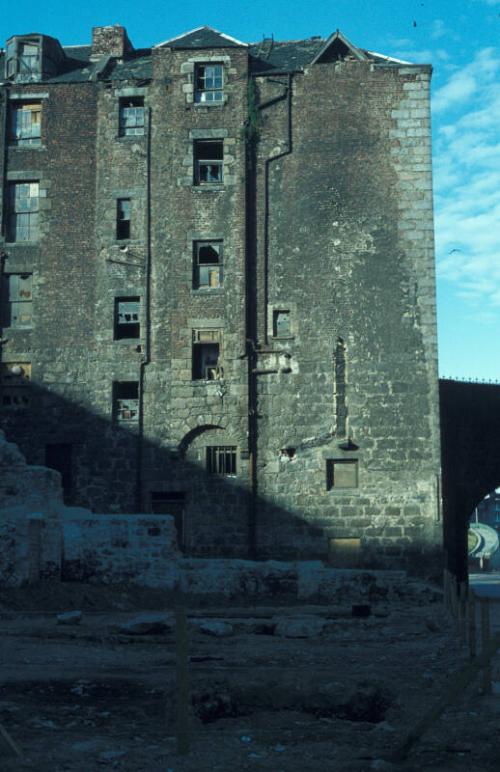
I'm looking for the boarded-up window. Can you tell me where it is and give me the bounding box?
[326,459,358,489]
[1,273,33,328]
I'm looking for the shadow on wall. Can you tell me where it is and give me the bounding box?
[439,379,500,583]
[0,378,440,576]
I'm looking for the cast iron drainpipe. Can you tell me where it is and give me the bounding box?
[246,73,294,558]
[136,106,152,512]
[0,89,9,404]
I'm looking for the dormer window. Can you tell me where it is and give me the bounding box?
[5,37,41,80]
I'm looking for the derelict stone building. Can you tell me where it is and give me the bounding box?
[0,25,442,571]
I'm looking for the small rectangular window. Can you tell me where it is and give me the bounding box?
[1,273,33,328]
[119,97,145,136]
[9,102,42,146]
[207,446,237,476]
[6,181,39,242]
[114,297,140,340]
[273,309,291,337]
[1,362,31,409]
[116,198,131,240]
[113,381,139,423]
[193,241,223,289]
[326,459,358,490]
[192,329,222,380]
[194,64,224,104]
[194,140,223,185]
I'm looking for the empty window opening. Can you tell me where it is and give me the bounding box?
[192,329,222,380]
[280,447,296,460]
[113,381,139,423]
[326,459,358,490]
[1,273,33,328]
[273,309,291,337]
[45,444,73,504]
[116,198,131,240]
[194,140,223,185]
[9,102,41,146]
[195,64,224,104]
[1,362,31,409]
[193,241,222,289]
[150,491,185,549]
[6,181,39,242]
[119,97,145,136]
[207,446,237,476]
[114,297,140,340]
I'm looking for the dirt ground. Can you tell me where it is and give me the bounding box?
[0,582,499,771]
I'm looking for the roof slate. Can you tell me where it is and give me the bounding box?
[0,30,419,84]
[159,26,246,50]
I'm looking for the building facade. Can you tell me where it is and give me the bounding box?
[0,25,442,571]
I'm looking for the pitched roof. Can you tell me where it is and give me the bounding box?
[311,30,367,64]
[155,26,247,50]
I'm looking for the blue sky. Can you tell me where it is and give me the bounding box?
[3,0,500,380]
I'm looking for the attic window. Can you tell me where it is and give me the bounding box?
[6,38,41,79]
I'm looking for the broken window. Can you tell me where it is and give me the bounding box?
[192,329,222,380]
[6,182,39,242]
[9,102,42,146]
[326,459,358,490]
[194,64,224,104]
[114,297,140,340]
[116,198,131,240]
[150,491,185,548]
[119,97,145,136]
[273,309,291,337]
[1,362,31,409]
[193,241,223,289]
[207,446,237,476]
[194,140,223,185]
[1,274,33,328]
[113,381,139,423]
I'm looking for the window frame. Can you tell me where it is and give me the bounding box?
[194,63,224,105]
[6,181,39,243]
[114,296,140,340]
[1,273,33,329]
[113,381,139,424]
[193,139,224,186]
[9,101,42,147]
[1,362,32,409]
[118,96,145,137]
[116,198,132,241]
[206,446,237,476]
[192,328,223,380]
[193,241,223,289]
[326,459,359,490]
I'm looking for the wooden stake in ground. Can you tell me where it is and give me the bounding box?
[175,606,190,755]
[0,722,22,758]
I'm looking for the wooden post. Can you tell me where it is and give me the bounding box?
[480,598,492,695]
[467,592,476,661]
[175,607,190,754]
